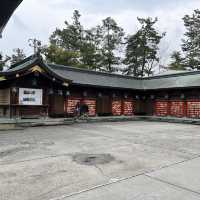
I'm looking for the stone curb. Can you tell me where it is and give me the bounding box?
[0,116,200,131]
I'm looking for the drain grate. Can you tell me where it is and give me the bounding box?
[72,153,115,166]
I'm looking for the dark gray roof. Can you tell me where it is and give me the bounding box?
[3,55,200,90]
[7,55,38,72]
[47,64,142,90]
[48,63,200,90]
[156,70,190,76]
[143,71,200,90]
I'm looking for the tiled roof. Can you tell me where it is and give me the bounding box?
[47,64,142,90]
[142,71,200,90]
[3,55,200,90]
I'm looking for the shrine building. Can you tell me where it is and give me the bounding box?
[0,54,200,119]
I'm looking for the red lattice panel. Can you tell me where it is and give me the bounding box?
[112,100,122,116]
[187,100,200,118]
[155,101,168,116]
[170,101,185,118]
[66,98,80,114]
[123,100,134,116]
[82,99,96,116]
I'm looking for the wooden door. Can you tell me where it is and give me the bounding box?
[144,100,154,115]
[97,96,112,116]
[49,95,64,117]
[135,100,148,115]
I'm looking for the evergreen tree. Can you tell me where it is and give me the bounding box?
[181,10,200,70]
[45,10,101,70]
[79,28,102,70]
[50,10,83,51]
[0,53,10,71]
[10,48,26,65]
[43,44,80,66]
[98,17,124,72]
[123,17,165,77]
[169,51,185,70]
[0,54,4,71]
[45,10,82,67]
[123,32,141,76]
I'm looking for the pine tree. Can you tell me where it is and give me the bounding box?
[169,51,185,70]
[123,17,165,77]
[0,54,4,71]
[0,53,10,71]
[98,17,125,72]
[123,32,141,76]
[45,10,82,67]
[10,48,26,65]
[79,28,102,70]
[45,10,101,70]
[43,44,80,66]
[56,10,83,51]
[181,10,200,70]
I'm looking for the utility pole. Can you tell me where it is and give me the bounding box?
[28,38,42,54]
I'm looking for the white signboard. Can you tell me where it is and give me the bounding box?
[19,88,43,105]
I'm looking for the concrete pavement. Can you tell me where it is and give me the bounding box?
[0,121,200,200]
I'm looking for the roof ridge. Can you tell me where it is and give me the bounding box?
[143,70,200,79]
[10,54,38,69]
[48,63,200,80]
[48,63,141,80]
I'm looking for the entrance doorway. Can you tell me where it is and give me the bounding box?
[97,96,112,116]
[49,95,64,117]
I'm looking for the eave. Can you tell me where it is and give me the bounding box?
[0,56,72,86]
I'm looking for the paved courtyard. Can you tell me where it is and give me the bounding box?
[1,121,200,200]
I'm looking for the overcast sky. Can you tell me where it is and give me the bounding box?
[1,0,200,65]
